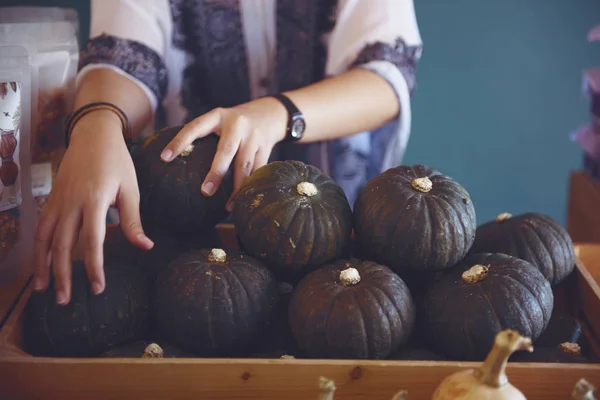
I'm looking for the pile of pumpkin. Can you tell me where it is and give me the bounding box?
[21,127,598,362]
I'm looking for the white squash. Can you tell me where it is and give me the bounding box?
[318,377,336,400]
[572,378,596,400]
[431,329,532,400]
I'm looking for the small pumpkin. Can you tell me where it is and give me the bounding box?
[388,347,447,361]
[288,259,416,359]
[534,307,582,348]
[233,160,353,282]
[133,126,233,234]
[353,165,476,274]
[431,329,532,400]
[23,259,151,357]
[154,248,280,356]
[419,253,553,361]
[469,212,576,286]
[99,340,193,358]
[509,342,594,363]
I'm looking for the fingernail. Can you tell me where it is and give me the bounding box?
[33,277,43,291]
[92,281,104,295]
[161,149,173,161]
[202,181,215,196]
[137,233,154,247]
[56,291,67,305]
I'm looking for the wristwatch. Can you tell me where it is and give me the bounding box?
[272,93,306,141]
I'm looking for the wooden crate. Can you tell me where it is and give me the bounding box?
[568,171,600,242]
[0,225,599,399]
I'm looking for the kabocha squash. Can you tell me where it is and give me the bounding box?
[288,259,415,359]
[419,253,553,361]
[353,165,476,274]
[99,340,193,358]
[469,212,576,286]
[23,260,150,357]
[534,307,582,347]
[154,248,279,355]
[431,329,532,400]
[134,126,233,234]
[233,160,353,281]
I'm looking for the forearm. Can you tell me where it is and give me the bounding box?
[72,68,153,141]
[283,68,401,143]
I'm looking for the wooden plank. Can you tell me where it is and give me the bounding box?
[0,358,597,400]
[568,171,600,242]
[0,276,30,331]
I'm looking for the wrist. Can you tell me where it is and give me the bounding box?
[68,109,125,144]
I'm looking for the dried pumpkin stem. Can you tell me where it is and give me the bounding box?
[462,264,489,284]
[318,377,336,400]
[572,378,596,400]
[473,329,533,388]
[560,342,581,356]
[496,212,512,222]
[142,343,164,359]
[297,181,318,197]
[208,248,227,263]
[180,144,195,157]
[340,268,361,286]
[411,177,432,192]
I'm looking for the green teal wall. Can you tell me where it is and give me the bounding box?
[5,0,600,225]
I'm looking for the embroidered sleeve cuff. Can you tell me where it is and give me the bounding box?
[351,38,422,95]
[79,34,168,103]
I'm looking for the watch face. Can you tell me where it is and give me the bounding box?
[290,116,306,139]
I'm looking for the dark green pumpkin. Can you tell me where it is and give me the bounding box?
[419,253,553,361]
[23,260,151,357]
[534,307,581,348]
[288,259,415,359]
[469,212,576,286]
[99,340,193,358]
[388,347,447,361]
[233,160,353,282]
[133,126,233,234]
[154,248,279,356]
[353,165,476,274]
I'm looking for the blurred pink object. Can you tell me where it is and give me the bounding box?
[588,24,600,42]
[572,123,600,157]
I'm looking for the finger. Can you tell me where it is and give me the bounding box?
[252,147,272,174]
[117,185,154,251]
[82,201,109,295]
[51,209,83,305]
[160,108,223,161]
[226,140,259,212]
[201,118,245,197]
[33,206,59,292]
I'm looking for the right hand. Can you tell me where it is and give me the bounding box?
[33,110,154,305]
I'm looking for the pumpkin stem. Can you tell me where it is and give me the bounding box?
[560,342,582,356]
[142,343,164,358]
[318,377,336,400]
[572,378,596,400]
[208,248,227,263]
[340,267,361,286]
[462,264,489,284]
[411,177,432,192]
[297,181,318,197]
[180,144,195,157]
[391,390,409,400]
[473,329,533,388]
[495,212,512,222]
[281,354,295,360]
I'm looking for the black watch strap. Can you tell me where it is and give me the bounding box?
[271,93,305,142]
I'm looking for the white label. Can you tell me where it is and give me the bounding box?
[0,81,22,212]
[31,162,53,197]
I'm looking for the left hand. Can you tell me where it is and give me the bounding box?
[160,97,287,212]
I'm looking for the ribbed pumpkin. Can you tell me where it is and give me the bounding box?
[23,260,151,357]
[288,259,415,359]
[419,253,553,361]
[233,160,353,282]
[133,126,233,234]
[469,212,576,286]
[154,248,280,356]
[353,165,476,274]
